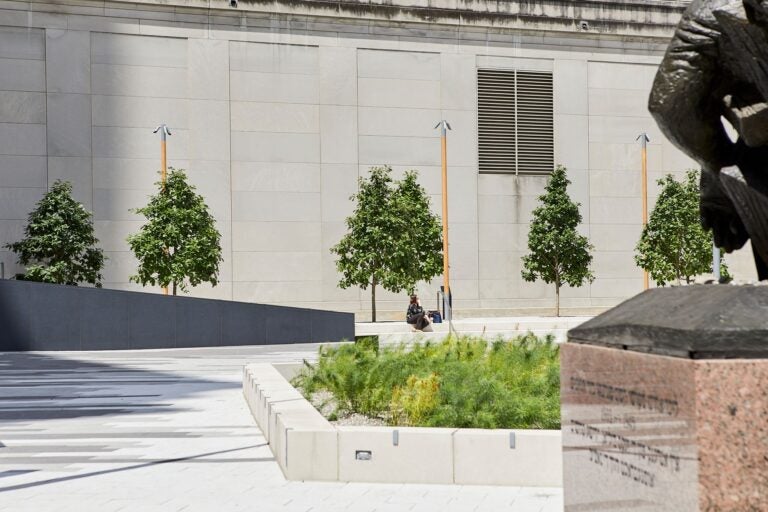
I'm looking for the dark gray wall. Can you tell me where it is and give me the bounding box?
[0,280,354,351]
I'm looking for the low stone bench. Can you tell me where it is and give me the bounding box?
[243,363,563,486]
[243,363,337,481]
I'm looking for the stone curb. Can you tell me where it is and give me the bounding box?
[243,363,563,486]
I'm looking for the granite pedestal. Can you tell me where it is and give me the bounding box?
[562,286,768,512]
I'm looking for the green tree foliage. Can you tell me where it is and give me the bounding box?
[293,334,561,430]
[127,168,222,295]
[331,166,443,321]
[6,180,105,286]
[635,170,729,286]
[521,165,594,316]
[391,171,444,287]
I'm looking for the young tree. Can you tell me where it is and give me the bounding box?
[635,170,729,286]
[6,180,105,286]
[391,171,444,288]
[521,165,594,316]
[127,168,222,295]
[331,166,443,322]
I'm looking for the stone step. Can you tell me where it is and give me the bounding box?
[354,316,592,344]
[372,329,569,345]
[355,316,591,335]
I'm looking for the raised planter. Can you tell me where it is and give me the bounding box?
[243,363,563,486]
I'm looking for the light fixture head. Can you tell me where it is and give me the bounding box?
[153,124,172,136]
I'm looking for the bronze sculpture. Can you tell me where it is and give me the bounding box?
[649,0,768,279]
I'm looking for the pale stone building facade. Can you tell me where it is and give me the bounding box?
[0,0,755,318]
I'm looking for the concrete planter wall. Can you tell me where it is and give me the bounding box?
[243,363,563,487]
[0,280,354,351]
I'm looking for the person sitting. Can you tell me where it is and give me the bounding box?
[406,294,431,331]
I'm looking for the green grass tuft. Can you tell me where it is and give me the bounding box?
[292,333,560,429]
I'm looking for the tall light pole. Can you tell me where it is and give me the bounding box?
[435,120,452,318]
[637,132,650,290]
[153,124,172,295]
[154,124,172,186]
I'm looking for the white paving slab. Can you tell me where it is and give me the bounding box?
[0,344,562,512]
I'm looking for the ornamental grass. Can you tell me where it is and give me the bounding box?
[292,333,560,429]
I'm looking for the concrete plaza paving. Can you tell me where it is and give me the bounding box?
[0,344,563,512]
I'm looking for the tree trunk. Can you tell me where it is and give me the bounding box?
[371,279,377,322]
[172,281,177,296]
[554,263,561,317]
[676,236,682,285]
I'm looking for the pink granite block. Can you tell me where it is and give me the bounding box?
[562,343,768,512]
[695,360,768,510]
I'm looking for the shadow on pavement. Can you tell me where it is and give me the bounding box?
[0,351,240,423]
[0,443,272,493]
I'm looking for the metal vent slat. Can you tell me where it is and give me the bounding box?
[517,70,553,175]
[477,68,516,175]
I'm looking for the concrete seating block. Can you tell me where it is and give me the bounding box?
[453,429,563,487]
[337,427,455,484]
[286,428,339,481]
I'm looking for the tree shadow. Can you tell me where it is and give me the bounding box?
[0,351,277,494]
[0,443,272,493]
[0,351,240,423]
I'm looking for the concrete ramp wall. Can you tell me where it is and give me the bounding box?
[0,280,354,351]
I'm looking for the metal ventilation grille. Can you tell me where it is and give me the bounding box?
[477,68,554,175]
[478,69,517,173]
[516,71,554,175]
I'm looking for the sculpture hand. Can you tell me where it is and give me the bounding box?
[700,168,749,252]
[702,204,749,252]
